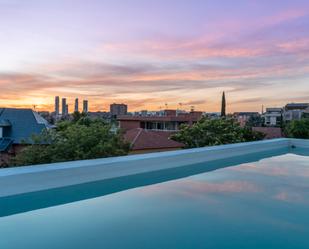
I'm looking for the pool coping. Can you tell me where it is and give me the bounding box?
[0,138,308,198]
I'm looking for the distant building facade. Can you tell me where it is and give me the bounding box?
[262,103,309,127]
[233,112,260,127]
[110,103,128,118]
[263,108,283,127]
[283,103,309,122]
[118,109,203,132]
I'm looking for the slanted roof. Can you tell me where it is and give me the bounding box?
[0,108,51,144]
[124,128,184,151]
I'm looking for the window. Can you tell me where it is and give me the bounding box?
[157,122,163,130]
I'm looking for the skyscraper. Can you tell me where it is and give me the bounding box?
[74,98,79,113]
[62,98,67,116]
[83,100,88,113]
[55,96,60,115]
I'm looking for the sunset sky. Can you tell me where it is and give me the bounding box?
[0,0,309,113]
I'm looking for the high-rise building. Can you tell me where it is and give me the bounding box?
[83,100,88,113]
[62,98,67,116]
[55,96,60,115]
[110,103,128,117]
[74,98,79,113]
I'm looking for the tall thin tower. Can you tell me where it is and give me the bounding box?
[62,98,67,116]
[83,100,88,113]
[55,96,60,115]
[74,98,79,113]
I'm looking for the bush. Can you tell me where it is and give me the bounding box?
[285,119,309,139]
[172,118,265,148]
[12,118,130,166]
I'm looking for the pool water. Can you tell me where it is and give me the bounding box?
[1,152,309,249]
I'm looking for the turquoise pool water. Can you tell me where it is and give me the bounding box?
[1,150,309,249]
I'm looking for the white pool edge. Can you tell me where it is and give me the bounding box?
[0,138,308,198]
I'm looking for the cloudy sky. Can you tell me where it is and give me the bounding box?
[0,0,308,112]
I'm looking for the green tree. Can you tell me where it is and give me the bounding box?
[72,111,87,123]
[285,118,309,139]
[221,91,226,117]
[12,119,130,166]
[172,117,265,148]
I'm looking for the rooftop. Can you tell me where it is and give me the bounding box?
[124,128,184,151]
[0,108,52,145]
[233,112,260,116]
[285,103,309,110]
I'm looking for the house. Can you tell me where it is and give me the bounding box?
[283,103,309,121]
[0,108,52,166]
[263,108,283,127]
[124,128,184,154]
[233,112,260,127]
[118,110,203,132]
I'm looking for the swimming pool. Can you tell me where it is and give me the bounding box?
[0,139,309,249]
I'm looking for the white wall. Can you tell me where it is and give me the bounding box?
[270,116,277,125]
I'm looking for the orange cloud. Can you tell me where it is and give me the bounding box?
[1,8,308,112]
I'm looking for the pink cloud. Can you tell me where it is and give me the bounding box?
[138,180,260,199]
[263,9,308,26]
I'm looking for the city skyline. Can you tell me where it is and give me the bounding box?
[0,0,309,112]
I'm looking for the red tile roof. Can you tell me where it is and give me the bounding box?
[124,128,184,151]
[253,127,283,139]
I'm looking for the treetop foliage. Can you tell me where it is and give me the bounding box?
[12,117,130,166]
[172,117,265,148]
